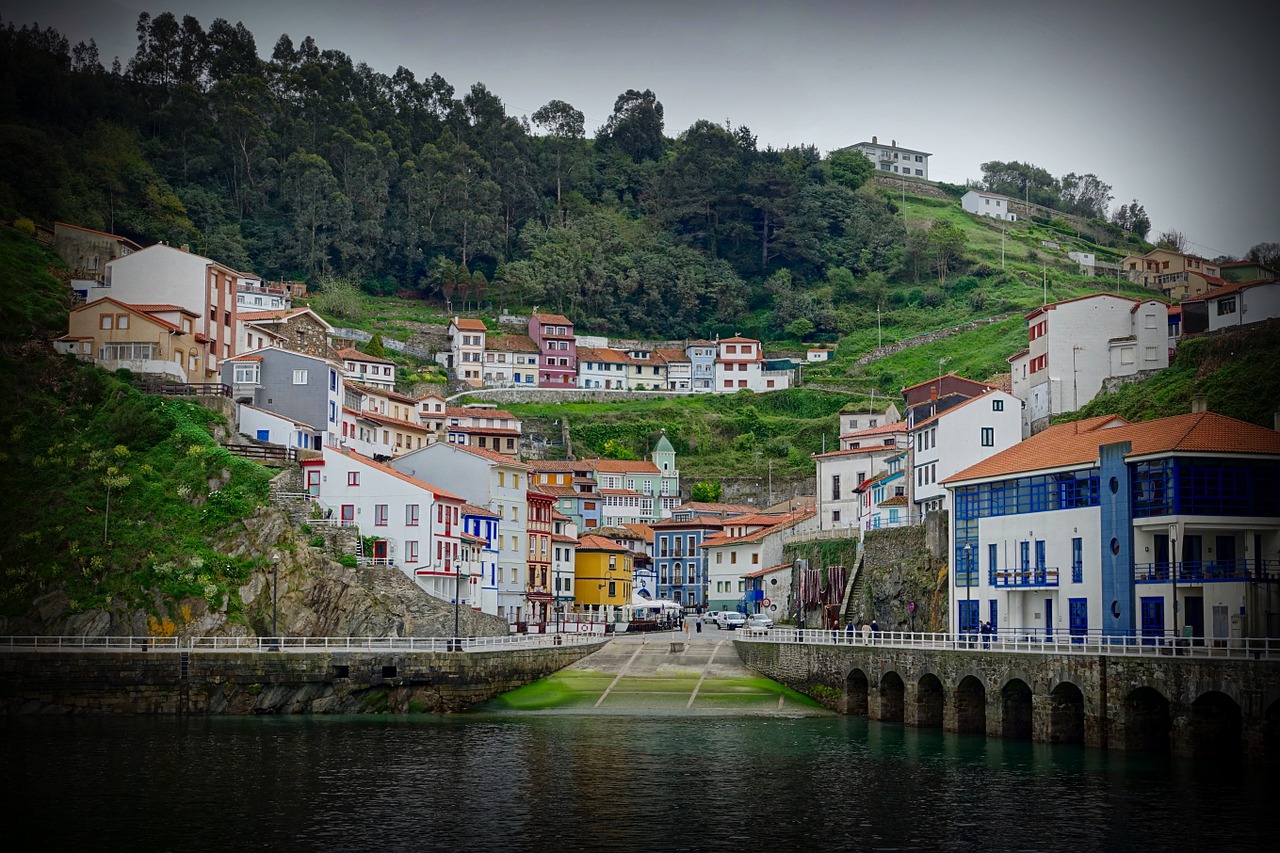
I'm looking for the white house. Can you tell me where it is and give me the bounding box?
[961,190,1018,221]
[483,333,541,387]
[839,136,931,180]
[1185,279,1280,335]
[236,276,291,311]
[576,346,630,389]
[840,404,901,436]
[807,348,834,363]
[658,347,692,391]
[238,404,318,450]
[1009,294,1169,436]
[461,502,502,616]
[686,340,717,393]
[909,389,1023,520]
[943,410,1280,640]
[714,335,792,393]
[94,243,243,375]
[309,446,465,602]
[702,508,817,612]
[813,435,908,533]
[449,317,487,387]
[335,347,396,391]
[389,442,531,622]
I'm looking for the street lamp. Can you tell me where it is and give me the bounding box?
[963,543,972,642]
[270,552,280,650]
[453,560,462,652]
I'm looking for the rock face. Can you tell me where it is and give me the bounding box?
[1,506,510,640]
[859,526,947,633]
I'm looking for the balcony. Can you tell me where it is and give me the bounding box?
[989,567,1059,588]
[1134,560,1280,584]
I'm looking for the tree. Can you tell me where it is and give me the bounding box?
[1246,241,1280,268]
[596,89,665,162]
[1112,200,1151,240]
[311,273,363,321]
[364,333,387,358]
[786,316,815,340]
[826,148,874,192]
[531,99,585,205]
[927,221,966,286]
[600,439,638,460]
[1155,229,1187,252]
[690,480,723,503]
[1058,172,1112,219]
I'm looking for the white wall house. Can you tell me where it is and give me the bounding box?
[961,190,1018,221]
[95,243,242,375]
[841,136,930,179]
[909,389,1023,520]
[840,404,900,436]
[238,404,318,449]
[309,446,464,602]
[1196,280,1280,334]
[714,336,789,392]
[1013,294,1169,435]
[813,442,907,531]
[703,509,817,612]
[449,317,487,387]
[335,348,396,391]
[390,442,531,622]
[483,334,540,387]
[943,411,1280,640]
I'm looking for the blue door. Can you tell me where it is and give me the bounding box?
[960,600,979,634]
[1069,598,1088,644]
[1044,597,1053,638]
[1035,540,1046,584]
[1140,596,1165,645]
[256,429,270,441]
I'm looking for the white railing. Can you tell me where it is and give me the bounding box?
[735,627,1280,660]
[0,634,603,654]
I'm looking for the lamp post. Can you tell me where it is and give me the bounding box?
[1170,526,1179,649]
[453,559,462,652]
[270,552,280,650]
[963,543,972,643]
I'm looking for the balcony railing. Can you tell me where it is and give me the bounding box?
[989,567,1059,588]
[1134,560,1280,583]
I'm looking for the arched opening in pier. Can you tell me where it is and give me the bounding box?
[916,673,944,728]
[1189,691,1242,759]
[878,672,905,723]
[1049,682,1085,744]
[1001,679,1033,741]
[845,668,869,716]
[1122,687,1170,752]
[1266,699,1280,763]
[954,675,986,734]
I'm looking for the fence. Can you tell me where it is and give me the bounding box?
[223,444,298,463]
[735,627,1280,660]
[137,381,231,397]
[0,633,602,653]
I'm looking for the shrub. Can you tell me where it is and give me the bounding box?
[338,554,358,568]
[13,217,35,236]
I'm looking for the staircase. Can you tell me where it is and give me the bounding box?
[840,545,867,626]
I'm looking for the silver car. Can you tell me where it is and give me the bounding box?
[746,612,773,629]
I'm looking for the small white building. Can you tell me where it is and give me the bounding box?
[702,509,817,612]
[1010,293,1169,436]
[1186,279,1280,335]
[962,190,1018,221]
[389,442,531,622]
[807,348,834,363]
[812,427,907,533]
[335,347,396,391]
[840,404,901,437]
[909,388,1023,520]
[309,446,465,602]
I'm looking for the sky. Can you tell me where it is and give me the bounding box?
[3,0,1277,258]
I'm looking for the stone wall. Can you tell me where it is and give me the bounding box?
[734,640,1280,760]
[0,642,604,715]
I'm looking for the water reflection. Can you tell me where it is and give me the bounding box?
[1,714,1274,852]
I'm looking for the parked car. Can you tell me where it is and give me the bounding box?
[745,613,773,630]
[717,612,747,630]
[703,610,725,625]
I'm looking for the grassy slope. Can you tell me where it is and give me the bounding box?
[0,228,273,619]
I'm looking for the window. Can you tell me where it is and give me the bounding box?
[831,474,841,500]
[293,369,308,384]
[1072,537,1083,583]
[100,315,113,330]
[915,169,923,176]
[406,541,419,563]
[981,427,994,447]
[992,399,1004,412]
[348,472,360,486]
[1217,297,1237,315]
[1120,349,1135,365]
[116,314,129,330]
[832,510,841,523]
[374,505,388,526]
[406,504,419,526]
[1144,347,1158,361]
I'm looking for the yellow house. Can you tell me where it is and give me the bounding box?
[574,534,633,616]
[55,296,206,382]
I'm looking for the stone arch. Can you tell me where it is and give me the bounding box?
[878,671,905,723]
[1049,681,1085,744]
[954,675,986,734]
[1123,686,1171,752]
[845,668,869,717]
[1001,678,1034,740]
[1266,698,1280,763]
[916,673,944,729]
[1189,691,1242,759]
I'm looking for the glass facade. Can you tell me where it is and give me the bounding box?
[1132,458,1280,518]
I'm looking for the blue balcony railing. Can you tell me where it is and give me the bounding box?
[989,567,1059,588]
[1134,559,1280,583]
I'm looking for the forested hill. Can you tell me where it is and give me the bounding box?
[1,13,1158,343]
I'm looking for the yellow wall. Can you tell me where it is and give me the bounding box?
[573,548,633,608]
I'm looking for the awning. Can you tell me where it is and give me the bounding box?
[526,591,554,602]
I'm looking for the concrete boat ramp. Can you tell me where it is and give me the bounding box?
[493,630,829,715]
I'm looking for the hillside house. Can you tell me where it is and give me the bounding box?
[1181,279,1280,336]
[335,347,396,391]
[838,136,931,179]
[55,222,141,289]
[484,334,540,387]
[529,311,577,388]
[222,347,343,450]
[449,317,488,387]
[55,297,204,382]
[1121,248,1223,301]
[962,190,1018,221]
[236,307,333,358]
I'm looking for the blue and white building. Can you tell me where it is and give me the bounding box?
[944,411,1280,640]
[650,517,727,610]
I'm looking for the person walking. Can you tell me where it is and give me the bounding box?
[861,621,872,644]
[695,616,702,634]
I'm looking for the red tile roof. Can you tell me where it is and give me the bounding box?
[532,312,573,325]
[131,303,197,315]
[442,442,529,468]
[336,347,395,365]
[577,534,628,552]
[946,412,1280,484]
[452,318,487,332]
[327,445,464,501]
[839,421,908,440]
[460,502,499,519]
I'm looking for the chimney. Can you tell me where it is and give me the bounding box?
[180,243,190,252]
[1191,394,1208,414]
[930,384,938,400]
[871,135,877,144]
[892,139,897,147]
[1274,412,1279,432]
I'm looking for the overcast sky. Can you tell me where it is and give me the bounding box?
[4,0,1276,258]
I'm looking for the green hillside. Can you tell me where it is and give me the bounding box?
[0,228,272,620]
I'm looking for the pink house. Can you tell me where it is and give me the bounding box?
[529,311,576,388]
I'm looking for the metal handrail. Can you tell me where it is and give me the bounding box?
[0,633,603,653]
[735,627,1280,660]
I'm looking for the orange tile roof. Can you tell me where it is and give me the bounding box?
[460,502,500,518]
[336,347,395,365]
[592,459,661,475]
[131,303,196,315]
[327,445,464,502]
[237,308,312,322]
[441,442,529,468]
[345,382,420,405]
[742,562,793,579]
[720,336,759,344]
[901,372,996,394]
[71,296,186,334]
[700,508,815,547]
[622,523,655,541]
[447,426,520,437]
[532,312,573,326]
[655,347,689,363]
[577,346,629,364]
[946,412,1280,484]
[577,534,628,552]
[452,318,487,331]
[839,421,908,440]
[1184,278,1277,304]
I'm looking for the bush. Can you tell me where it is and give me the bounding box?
[968,291,988,312]
[13,217,35,236]
[338,554,358,568]
[920,288,945,307]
